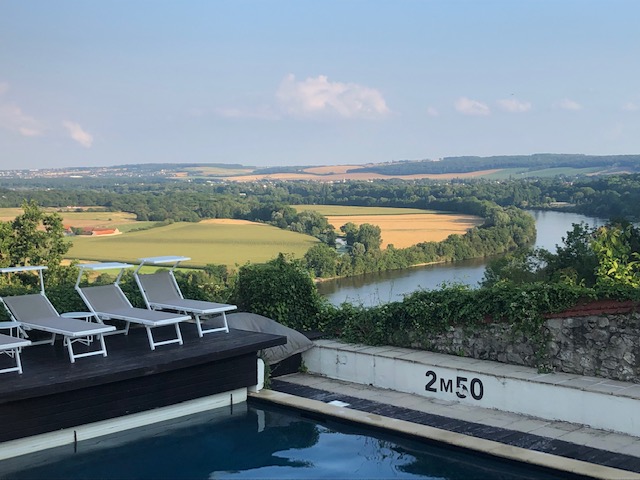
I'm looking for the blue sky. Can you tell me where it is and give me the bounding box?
[1,0,639,169]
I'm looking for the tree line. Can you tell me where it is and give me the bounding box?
[348,154,640,175]
[3,173,640,220]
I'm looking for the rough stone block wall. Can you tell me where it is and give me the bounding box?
[546,313,640,381]
[424,313,640,383]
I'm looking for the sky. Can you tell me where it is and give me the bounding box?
[1,0,640,170]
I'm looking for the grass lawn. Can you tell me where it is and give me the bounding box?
[67,219,319,268]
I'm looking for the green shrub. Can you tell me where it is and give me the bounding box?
[232,254,324,331]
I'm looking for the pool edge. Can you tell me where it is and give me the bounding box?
[250,389,640,480]
[0,388,247,462]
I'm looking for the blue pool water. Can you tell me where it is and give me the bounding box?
[0,402,567,480]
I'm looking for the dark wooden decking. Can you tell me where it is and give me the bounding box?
[0,325,286,443]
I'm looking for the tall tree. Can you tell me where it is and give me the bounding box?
[0,201,70,267]
[356,223,382,252]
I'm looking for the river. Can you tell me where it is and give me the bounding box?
[317,210,607,306]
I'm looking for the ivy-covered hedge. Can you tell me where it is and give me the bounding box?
[312,281,640,370]
[318,283,581,342]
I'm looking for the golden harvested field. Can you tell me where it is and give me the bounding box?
[0,208,140,229]
[295,205,482,248]
[302,165,363,175]
[326,214,482,248]
[0,208,25,221]
[295,205,436,216]
[67,220,319,268]
[59,211,140,229]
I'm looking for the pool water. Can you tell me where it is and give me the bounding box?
[0,402,568,480]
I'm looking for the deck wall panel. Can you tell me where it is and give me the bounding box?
[0,354,256,443]
[0,329,281,445]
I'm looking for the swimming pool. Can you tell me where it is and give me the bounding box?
[0,402,569,479]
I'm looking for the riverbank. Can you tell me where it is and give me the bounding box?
[313,259,446,284]
[317,211,607,306]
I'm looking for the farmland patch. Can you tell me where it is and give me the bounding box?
[67,220,319,267]
[326,214,483,248]
[295,205,483,248]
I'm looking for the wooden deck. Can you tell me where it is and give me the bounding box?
[0,325,286,444]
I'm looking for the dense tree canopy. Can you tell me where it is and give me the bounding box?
[0,201,70,268]
[3,172,640,221]
[482,220,640,292]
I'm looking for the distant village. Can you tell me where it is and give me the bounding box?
[0,164,177,179]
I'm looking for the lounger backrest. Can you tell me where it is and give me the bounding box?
[2,294,59,321]
[79,285,132,312]
[137,272,182,303]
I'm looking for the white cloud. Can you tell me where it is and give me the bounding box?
[0,82,9,96]
[454,97,490,116]
[0,104,43,137]
[276,74,390,119]
[498,98,532,113]
[557,98,582,111]
[622,102,639,112]
[426,106,439,117]
[63,121,93,148]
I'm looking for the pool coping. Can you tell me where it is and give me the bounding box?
[302,339,640,437]
[251,380,640,480]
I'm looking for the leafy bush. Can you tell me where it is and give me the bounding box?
[232,254,324,331]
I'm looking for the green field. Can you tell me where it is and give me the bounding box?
[180,166,254,177]
[482,167,603,180]
[294,205,439,216]
[67,220,319,268]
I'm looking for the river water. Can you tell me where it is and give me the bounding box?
[317,210,606,306]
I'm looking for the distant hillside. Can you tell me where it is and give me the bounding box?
[347,154,640,176]
[2,154,639,182]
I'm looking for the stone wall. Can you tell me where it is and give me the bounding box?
[424,312,640,383]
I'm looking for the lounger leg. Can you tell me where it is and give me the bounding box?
[196,312,230,337]
[99,334,108,357]
[0,348,24,374]
[61,336,109,362]
[221,312,230,333]
[15,348,23,374]
[145,326,156,350]
[143,324,184,350]
[66,337,76,363]
[175,323,183,345]
[196,314,203,337]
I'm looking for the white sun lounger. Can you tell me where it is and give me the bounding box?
[135,256,236,337]
[75,263,191,350]
[0,266,115,364]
